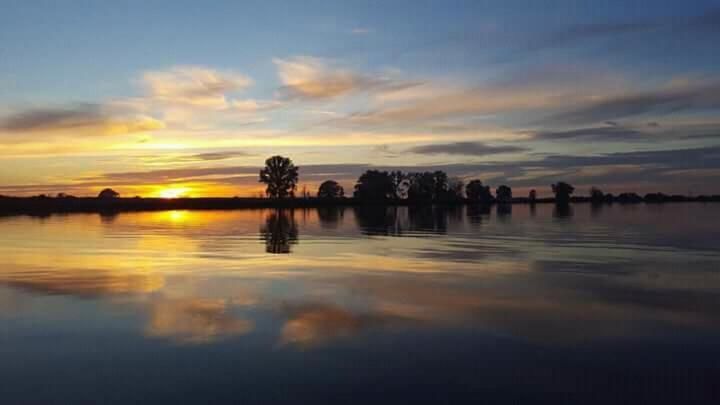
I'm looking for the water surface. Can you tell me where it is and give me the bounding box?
[1,204,719,403]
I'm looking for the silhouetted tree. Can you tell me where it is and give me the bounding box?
[644,192,668,203]
[354,170,396,201]
[551,182,574,205]
[465,180,493,204]
[447,177,464,200]
[617,192,642,204]
[528,189,537,203]
[260,209,298,254]
[98,188,119,199]
[407,172,435,201]
[259,155,299,199]
[590,187,604,204]
[390,170,407,199]
[495,185,512,204]
[317,180,344,199]
[432,170,449,200]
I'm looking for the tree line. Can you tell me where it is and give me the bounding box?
[259,155,578,205]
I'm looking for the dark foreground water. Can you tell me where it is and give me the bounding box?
[1,203,719,404]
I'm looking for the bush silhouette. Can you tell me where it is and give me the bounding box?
[317,180,344,199]
[354,170,395,201]
[98,188,119,199]
[466,180,494,204]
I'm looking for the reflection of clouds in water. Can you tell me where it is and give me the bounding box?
[277,265,720,347]
[146,298,254,344]
[278,303,417,348]
[1,204,719,351]
[0,288,26,316]
[0,266,164,297]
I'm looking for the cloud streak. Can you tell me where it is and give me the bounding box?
[0,104,164,135]
[408,142,529,156]
[275,56,419,100]
[544,79,720,125]
[143,66,252,108]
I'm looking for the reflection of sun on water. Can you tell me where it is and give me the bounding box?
[158,187,190,199]
[166,210,189,223]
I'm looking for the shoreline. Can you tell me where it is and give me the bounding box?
[1,195,719,215]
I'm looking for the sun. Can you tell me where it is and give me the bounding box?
[158,187,190,199]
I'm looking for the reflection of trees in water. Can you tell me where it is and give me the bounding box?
[353,205,464,236]
[99,211,119,224]
[353,206,401,236]
[553,204,574,219]
[467,204,491,226]
[496,203,512,219]
[260,209,298,254]
[316,207,345,229]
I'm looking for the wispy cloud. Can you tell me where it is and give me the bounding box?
[528,125,647,142]
[408,142,529,156]
[274,56,419,100]
[350,28,374,35]
[532,8,720,51]
[543,78,720,125]
[0,104,164,136]
[141,151,255,165]
[143,66,252,108]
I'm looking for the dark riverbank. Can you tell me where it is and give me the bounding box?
[1,194,719,215]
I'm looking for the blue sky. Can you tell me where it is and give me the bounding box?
[1,0,720,196]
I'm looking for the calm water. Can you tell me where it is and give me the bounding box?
[1,204,719,404]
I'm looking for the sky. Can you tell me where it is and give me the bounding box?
[1,0,720,198]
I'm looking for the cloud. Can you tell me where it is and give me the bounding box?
[274,56,418,100]
[543,79,720,125]
[141,151,255,165]
[528,8,720,51]
[0,104,164,135]
[143,66,252,108]
[529,125,647,141]
[337,67,625,128]
[2,145,719,197]
[350,28,373,35]
[408,142,529,156]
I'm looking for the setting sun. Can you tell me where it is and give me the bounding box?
[158,187,190,199]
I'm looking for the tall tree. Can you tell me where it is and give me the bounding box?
[552,182,575,205]
[317,180,344,199]
[259,156,299,199]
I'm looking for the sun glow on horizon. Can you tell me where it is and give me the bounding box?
[157,187,191,199]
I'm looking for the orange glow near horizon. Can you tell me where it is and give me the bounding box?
[158,187,191,199]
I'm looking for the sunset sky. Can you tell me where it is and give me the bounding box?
[2,0,720,197]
